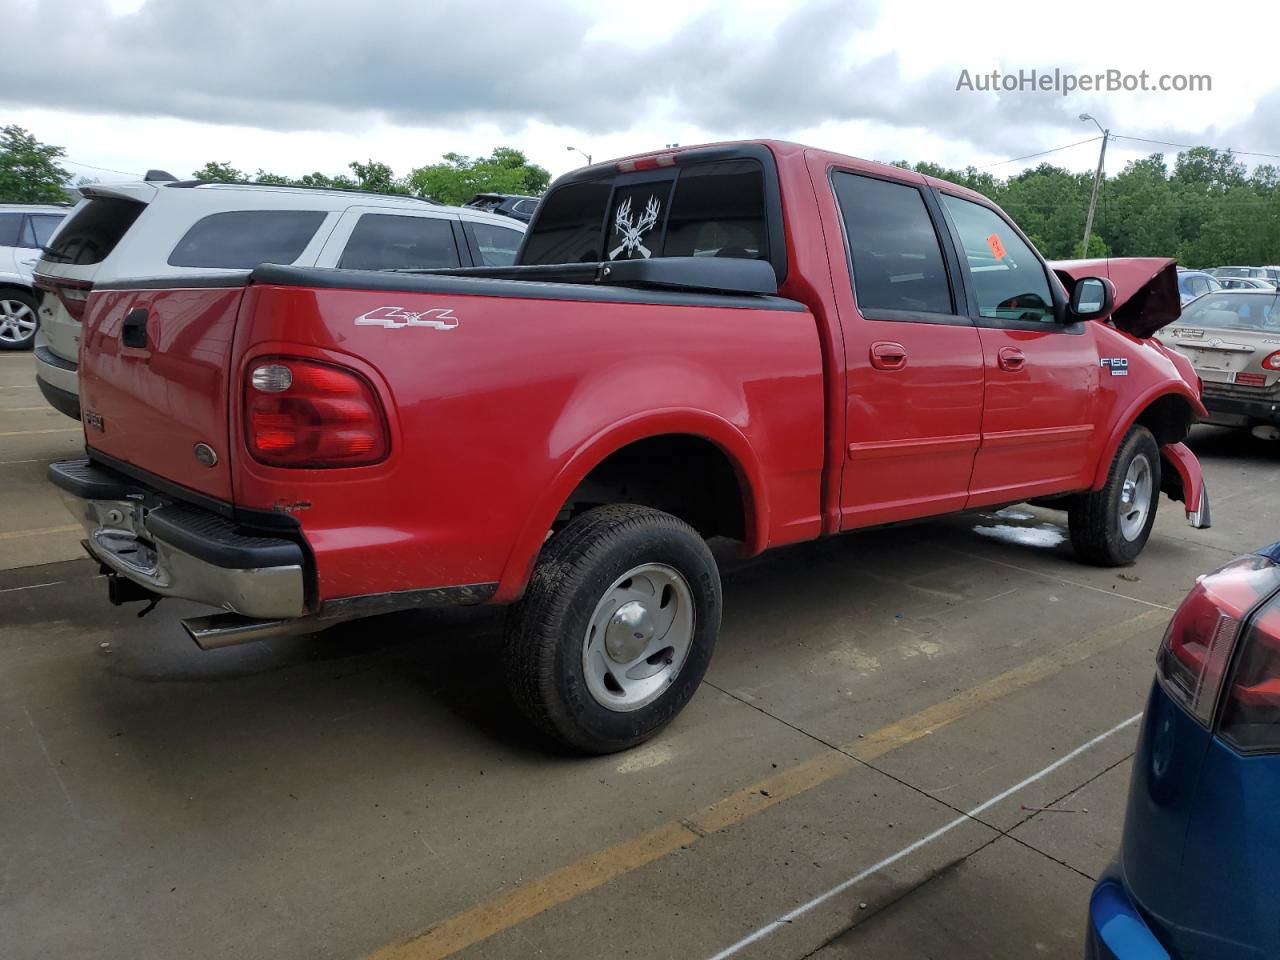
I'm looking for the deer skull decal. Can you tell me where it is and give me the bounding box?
[609,195,662,260]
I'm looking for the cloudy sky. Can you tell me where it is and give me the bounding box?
[2,0,1278,186]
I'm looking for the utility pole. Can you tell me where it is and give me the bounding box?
[1079,114,1109,258]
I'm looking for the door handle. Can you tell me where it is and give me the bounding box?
[870,341,908,370]
[997,346,1025,371]
[121,307,149,348]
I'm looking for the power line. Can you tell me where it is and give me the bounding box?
[977,136,1102,169]
[62,157,144,177]
[1111,134,1280,162]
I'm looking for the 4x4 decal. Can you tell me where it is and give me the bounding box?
[354,306,459,330]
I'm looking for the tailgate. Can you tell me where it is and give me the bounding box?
[78,280,246,502]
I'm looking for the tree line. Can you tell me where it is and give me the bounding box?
[891,147,1280,267]
[3,124,1277,268]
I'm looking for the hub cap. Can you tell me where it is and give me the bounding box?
[0,300,36,344]
[1119,453,1153,541]
[582,563,695,712]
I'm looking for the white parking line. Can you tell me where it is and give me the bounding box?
[705,712,1143,960]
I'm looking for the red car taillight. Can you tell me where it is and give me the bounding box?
[244,357,389,468]
[1261,351,1280,372]
[1157,555,1280,734]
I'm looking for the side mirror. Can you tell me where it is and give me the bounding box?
[1069,276,1115,320]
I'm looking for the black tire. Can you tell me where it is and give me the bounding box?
[1069,424,1161,566]
[504,504,722,754]
[0,288,39,351]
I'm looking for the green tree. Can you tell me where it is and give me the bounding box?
[407,148,550,204]
[348,160,408,195]
[0,126,71,202]
[192,161,247,183]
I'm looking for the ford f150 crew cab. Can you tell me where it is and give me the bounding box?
[50,141,1209,753]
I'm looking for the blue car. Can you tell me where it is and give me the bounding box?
[1087,542,1280,959]
[1176,270,1223,306]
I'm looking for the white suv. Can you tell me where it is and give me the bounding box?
[0,203,69,350]
[33,181,526,419]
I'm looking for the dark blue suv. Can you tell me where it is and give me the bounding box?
[1087,543,1280,958]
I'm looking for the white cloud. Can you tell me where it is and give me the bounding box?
[1,0,1275,186]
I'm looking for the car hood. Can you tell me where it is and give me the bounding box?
[1050,257,1180,339]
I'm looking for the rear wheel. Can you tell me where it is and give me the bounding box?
[504,504,721,754]
[0,289,38,350]
[1069,425,1160,566]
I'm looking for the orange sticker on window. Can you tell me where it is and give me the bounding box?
[986,233,1007,260]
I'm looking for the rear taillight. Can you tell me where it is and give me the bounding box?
[1235,372,1268,388]
[34,277,92,321]
[244,357,389,468]
[1157,555,1280,726]
[1262,351,1280,372]
[1220,579,1280,752]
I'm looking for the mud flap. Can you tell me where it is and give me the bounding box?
[1160,442,1211,529]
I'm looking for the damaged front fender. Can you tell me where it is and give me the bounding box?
[1160,442,1211,529]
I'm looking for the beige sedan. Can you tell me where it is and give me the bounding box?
[1156,290,1280,440]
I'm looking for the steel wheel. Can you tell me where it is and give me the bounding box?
[0,298,37,345]
[581,562,696,712]
[1118,453,1153,541]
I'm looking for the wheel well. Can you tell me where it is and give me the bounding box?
[1135,393,1194,447]
[556,435,747,542]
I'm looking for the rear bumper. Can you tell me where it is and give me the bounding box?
[49,458,307,620]
[34,366,81,420]
[1086,878,1171,959]
[1201,388,1280,426]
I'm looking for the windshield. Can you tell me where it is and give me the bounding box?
[1178,293,1280,331]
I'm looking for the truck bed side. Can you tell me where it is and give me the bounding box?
[232,267,826,603]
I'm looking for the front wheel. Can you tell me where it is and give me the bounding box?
[1069,425,1161,566]
[503,504,722,754]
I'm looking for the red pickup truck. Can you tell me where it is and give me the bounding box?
[51,141,1208,753]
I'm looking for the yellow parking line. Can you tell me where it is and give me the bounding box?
[366,607,1167,960]
[0,524,80,541]
[0,428,80,437]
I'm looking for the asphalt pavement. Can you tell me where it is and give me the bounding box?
[2,348,1277,960]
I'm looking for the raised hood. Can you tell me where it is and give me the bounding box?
[1050,257,1180,339]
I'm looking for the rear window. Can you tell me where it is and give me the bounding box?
[338,214,460,270]
[521,159,768,265]
[44,197,144,265]
[1180,294,1280,330]
[168,210,325,269]
[521,181,611,264]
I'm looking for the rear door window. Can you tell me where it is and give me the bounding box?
[0,212,21,247]
[169,210,325,269]
[831,172,954,317]
[940,193,1054,323]
[466,221,524,266]
[337,214,460,270]
[43,197,145,266]
[30,214,64,248]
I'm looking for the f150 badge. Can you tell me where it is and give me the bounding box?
[1100,357,1129,376]
[355,306,459,330]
